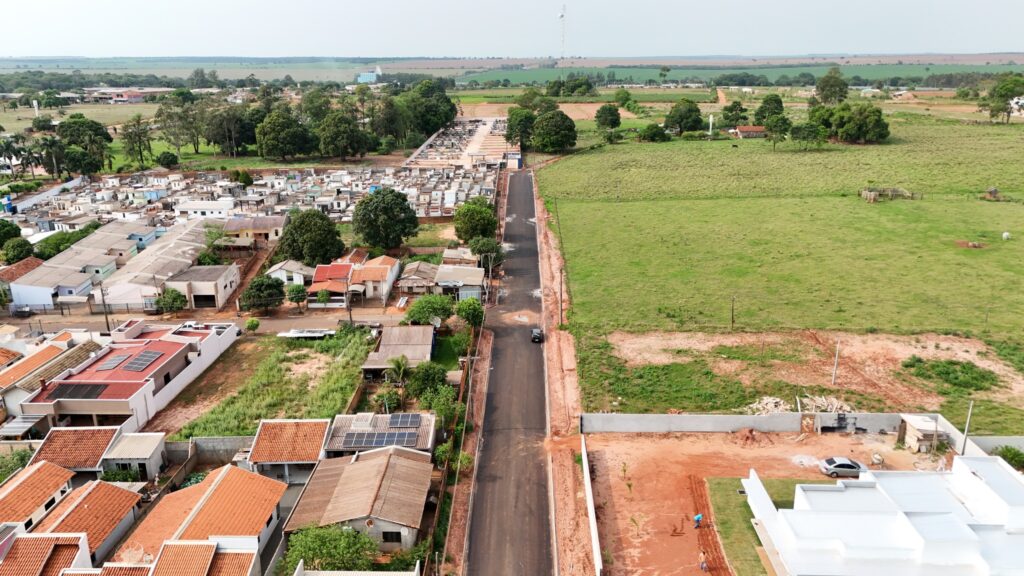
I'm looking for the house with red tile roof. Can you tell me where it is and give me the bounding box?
[351,256,400,305]
[33,480,141,564]
[307,263,352,309]
[20,319,237,432]
[62,564,152,576]
[244,419,330,484]
[0,533,91,576]
[0,461,74,531]
[114,465,285,572]
[30,427,166,482]
[148,541,256,576]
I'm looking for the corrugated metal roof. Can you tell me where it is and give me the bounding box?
[102,433,164,460]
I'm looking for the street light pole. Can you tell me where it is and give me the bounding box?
[98,281,111,333]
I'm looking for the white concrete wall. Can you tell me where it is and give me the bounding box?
[580,436,602,576]
[343,516,417,551]
[10,283,55,307]
[581,413,801,433]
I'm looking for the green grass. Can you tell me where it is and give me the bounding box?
[462,63,1024,84]
[0,103,159,132]
[708,477,829,576]
[432,335,465,371]
[107,137,352,172]
[171,331,370,439]
[941,396,1024,436]
[901,356,1000,393]
[540,115,1024,201]
[453,87,714,104]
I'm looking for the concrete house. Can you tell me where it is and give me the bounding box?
[223,215,288,247]
[174,199,235,219]
[325,412,436,458]
[114,465,286,570]
[307,263,352,309]
[266,260,315,287]
[0,257,44,299]
[441,247,478,267]
[100,432,166,481]
[0,533,91,574]
[731,125,767,138]
[434,265,485,301]
[33,480,141,564]
[0,461,74,532]
[285,446,433,552]
[397,262,438,295]
[21,319,237,432]
[361,326,434,378]
[244,419,330,485]
[164,264,240,309]
[351,256,400,305]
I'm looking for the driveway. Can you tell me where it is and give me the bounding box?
[466,171,553,575]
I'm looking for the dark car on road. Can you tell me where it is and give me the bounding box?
[531,328,544,343]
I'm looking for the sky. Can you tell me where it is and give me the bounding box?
[3,0,1024,58]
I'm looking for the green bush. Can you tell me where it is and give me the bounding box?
[100,468,141,482]
[0,450,32,483]
[995,445,1024,470]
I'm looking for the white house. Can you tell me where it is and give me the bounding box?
[164,264,240,309]
[175,199,235,219]
[267,260,315,287]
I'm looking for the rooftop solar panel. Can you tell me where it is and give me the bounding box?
[96,353,131,371]
[341,431,418,450]
[123,350,164,372]
[46,383,108,400]
[388,413,422,429]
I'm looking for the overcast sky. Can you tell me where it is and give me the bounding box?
[3,0,1023,58]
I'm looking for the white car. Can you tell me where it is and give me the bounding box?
[820,456,866,478]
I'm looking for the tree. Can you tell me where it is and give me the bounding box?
[385,355,410,386]
[721,100,748,127]
[753,94,784,125]
[532,97,559,115]
[790,122,828,150]
[255,108,315,160]
[155,100,191,155]
[405,294,454,325]
[816,67,849,105]
[240,275,285,312]
[830,102,890,143]
[399,79,457,136]
[659,66,671,83]
[638,123,670,142]
[155,288,187,314]
[505,106,536,150]
[2,238,32,264]
[420,384,464,429]
[155,151,178,168]
[531,110,577,152]
[763,114,792,151]
[456,297,485,328]
[121,114,153,166]
[316,290,330,305]
[468,236,504,271]
[613,88,632,107]
[237,170,254,186]
[514,87,542,110]
[981,75,1024,123]
[0,219,20,250]
[63,145,101,175]
[56,115,111,148]
[204,105,256,157]
[31,115,54,132]
[595,104,621,129]
[245,318,260,333]
[37,136,64,177]
[284,526,376,572]
[286,284,307,311]
[453,203,497,243]
[278,209,345,266]
[196,250,221,265]
[299,87,332,126]
[664,99,703,134]
[406,361,447,398]
[374,385,402,413]
[352,187,419,249]
[317,111,370,160]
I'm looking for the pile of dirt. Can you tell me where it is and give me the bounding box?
[733,428,774,447]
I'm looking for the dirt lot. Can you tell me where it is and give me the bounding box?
[584,431,935,576]
[459,102,637,120]
[606,330,1024,412]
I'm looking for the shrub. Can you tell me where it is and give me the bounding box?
[995,445,1024,470]
[245,318,260,333]
[373,386,401,413]
[100,468,140,482]
[405,294,454,325]
[638,123,670,142]
[155,151,178,168]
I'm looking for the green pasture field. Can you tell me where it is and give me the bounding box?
[0,102,159,132]
[462,63,1024,84]
[453,87,715,104]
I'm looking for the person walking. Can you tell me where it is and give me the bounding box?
[699,549,708,572]
[693,512,704,529]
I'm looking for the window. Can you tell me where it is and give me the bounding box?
[382,531,402,544]
[163,372,172,386]
[45,497,55,509]
[24,518,32,530]
[266,514,274,527]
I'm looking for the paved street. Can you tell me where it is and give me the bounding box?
[466,172,553,575]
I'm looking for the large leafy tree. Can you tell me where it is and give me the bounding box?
[982,74,1024,123]
[456,297,485,328]
[121,114,153,166]
[406,361,448,398]
[505,106,536,150]
[155,288,188,314]
[468,236,504,271]
[763,114,792,151]
[255,107,316,160]
[531,110,577,152]
[830,102,890,144]
[317,111,371,160]
[240,275,285,312]
[278,209,345,266]
[594,103,621,129]
[664,98,703,134]
[405,294,454,325]
[204,105,257,157]
[56,114,111,148]
[753,94,784,125]
[282,526,377,573]
[453,202,497,243]
[2,238,32,264]
[790,122,828,150]
[399,79,457,136]
[721,100,748,127]
[816,67,849,105]
[63,145,102,175]
[352,187,419,249]
[299,87,332,127]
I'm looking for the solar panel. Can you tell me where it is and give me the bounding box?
[341,431,418,449]
[96,354,131,371]
[47,383,108,400]
[388,413,422,429]
[123,350,164,372]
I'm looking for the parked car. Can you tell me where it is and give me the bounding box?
[820,457,866,478]
[531,328,544,343]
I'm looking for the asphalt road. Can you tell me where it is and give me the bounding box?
[466,172,553,575]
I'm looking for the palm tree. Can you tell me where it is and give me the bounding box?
[18,146,39,181]
[38,136,63,178]
[384,355,410,386]
[81,132,111,173]
[0,140,18,179]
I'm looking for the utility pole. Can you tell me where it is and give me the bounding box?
[730,295,736,330]
[961,400,974,454]
[98,281,111,333]
[831,340,840,387]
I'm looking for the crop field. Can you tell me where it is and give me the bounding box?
[0,103,159,132]
[462,63,1024,84]
[453,87,714,104]
[539,110,1024,429]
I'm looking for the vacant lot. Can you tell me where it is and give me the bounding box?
[0,103,159,132]
[585,432,930,576]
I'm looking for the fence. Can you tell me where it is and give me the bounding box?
[0,440,43,455]
[580,436,602,576]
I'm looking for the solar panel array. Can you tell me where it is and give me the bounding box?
[96,354,131,371]
[388,413,422,429]
[47,383,108,400]
[341,431,417,449]
[123,350,164,372]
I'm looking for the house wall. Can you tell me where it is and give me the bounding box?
[20,481,72,531]
[343,516,417,551]
[10,283,56,307]
[102,444,165,481]
[55,278,93,299]
[148,329,238,422]
[2,387,32,417]
[94,506,137,563]
[268,270,307,286]
[84,261,117,283]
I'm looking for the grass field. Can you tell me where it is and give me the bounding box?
[453,87,715,104]
[462,63,1024,84]
[708,477,828,576]
[0,103,159,132]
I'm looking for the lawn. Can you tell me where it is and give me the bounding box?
[432,334,467,370]
[171,330,370,439]
[107,137,354,173]
[708,477,828,576]
[0,102,159,132]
